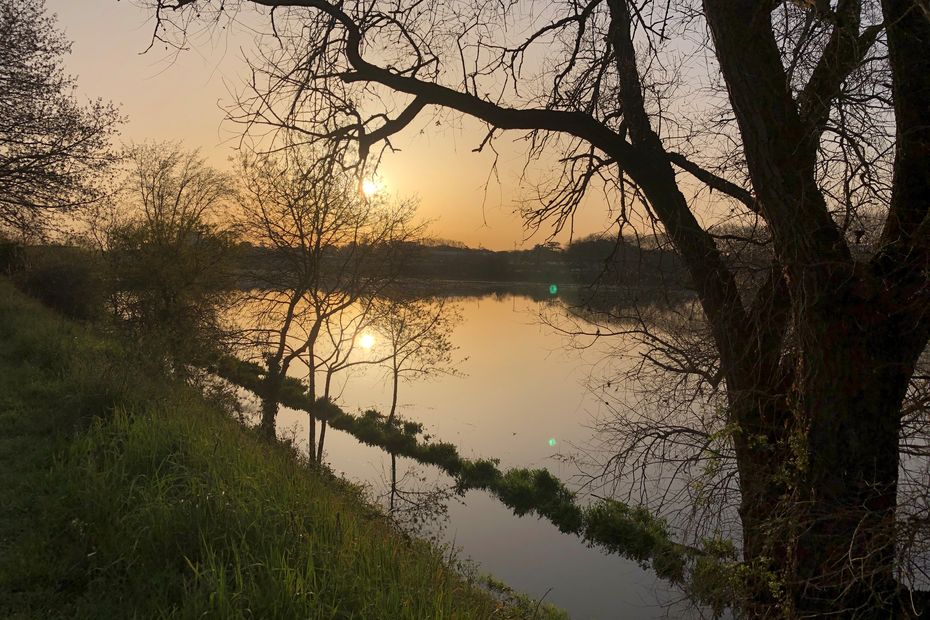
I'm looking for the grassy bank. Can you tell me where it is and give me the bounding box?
[0,279,559,619]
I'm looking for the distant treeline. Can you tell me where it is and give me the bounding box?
[234,234,688,290]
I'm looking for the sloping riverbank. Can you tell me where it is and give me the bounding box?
[0,278,563,619]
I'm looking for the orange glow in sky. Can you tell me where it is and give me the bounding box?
[45,1,619,250]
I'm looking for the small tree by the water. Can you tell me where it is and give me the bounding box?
[101,142,238,372]
[236,144,421,451]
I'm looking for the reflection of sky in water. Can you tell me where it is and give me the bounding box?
[261,294,681,619]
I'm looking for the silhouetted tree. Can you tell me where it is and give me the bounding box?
[146,0,929,615]
[103,142,237,370]
[0,0,120,237]
[237,145,419,449]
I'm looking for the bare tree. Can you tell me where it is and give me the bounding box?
[0,0,120,238]
[104,142,238,371]
[311,299,388,462]
[145,0,929,615]
[237,145,419,452]
[373,295,460,425]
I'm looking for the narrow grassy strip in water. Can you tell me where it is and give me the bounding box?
[212,356,736,590]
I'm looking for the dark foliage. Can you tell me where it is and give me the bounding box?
[0,239,24,274]
[0,0,120,236]
[16,247,104,320]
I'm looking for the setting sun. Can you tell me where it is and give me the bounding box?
[358,333,375,349]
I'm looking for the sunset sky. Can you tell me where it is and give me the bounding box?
[45,1,620,250]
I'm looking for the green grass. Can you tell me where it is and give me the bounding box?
[0,278,564,619]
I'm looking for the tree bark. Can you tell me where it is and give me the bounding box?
[316,420,326,463]
[259,357,283,440]
[388,363,399,424]
[732,270,927,617]
[792,273,926,615]
[259,391,279,440]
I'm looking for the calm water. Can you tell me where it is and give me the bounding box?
[253,293,681,619]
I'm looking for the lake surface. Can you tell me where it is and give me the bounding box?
[250,292,683,619]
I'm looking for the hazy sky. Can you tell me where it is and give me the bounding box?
[45,0,619,250]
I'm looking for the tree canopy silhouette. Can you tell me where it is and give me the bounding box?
[0,0,120,237]
[146,0,929,615]
[235,146,419,448]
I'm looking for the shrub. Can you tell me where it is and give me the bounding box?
[17,248,104,320]
[0,239,25,274]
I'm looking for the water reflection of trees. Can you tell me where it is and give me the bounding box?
[233,146,420,452]
[232,289,465,462]
[377,453,457,544]
[386,278,694,311]
[546,275,930,599]
[540,289,740,545]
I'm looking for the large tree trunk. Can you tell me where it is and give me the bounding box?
[734,275,925,617]
[259,394,279,440]
[790,287,916,616]
[697,2,929,612]
[729,394,793,613]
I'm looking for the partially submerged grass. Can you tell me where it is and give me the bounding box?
[215,355,698,584]
[0,279,564,619]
